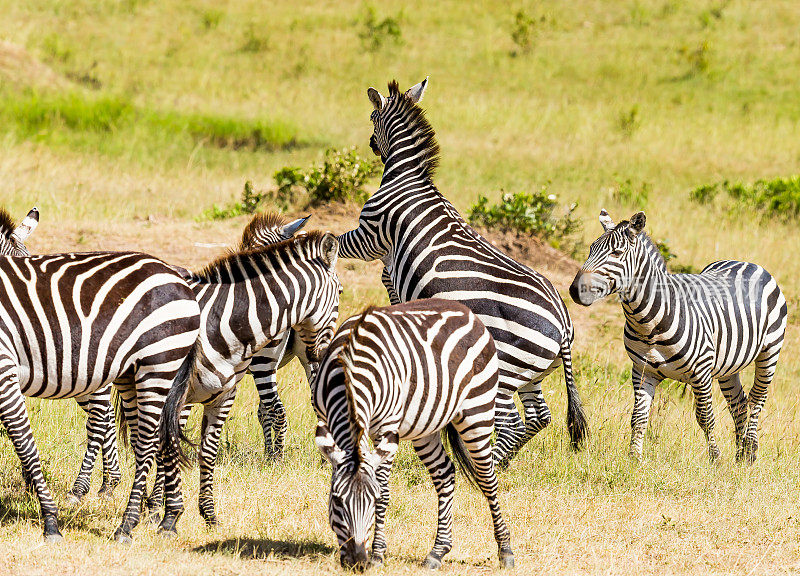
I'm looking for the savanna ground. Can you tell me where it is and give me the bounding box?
[1,1,800,574]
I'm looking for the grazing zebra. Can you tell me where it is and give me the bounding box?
[570,210,787,462]
[0,207,39,256]
[156,231,341,534]
[314,299,514,571]
[0,250,200,541]
[337,78,587,467]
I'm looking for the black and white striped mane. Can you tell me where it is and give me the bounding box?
[0,209,17,239]
[385,80,440,182]
[239,212,292,250]
[195,230,328,283]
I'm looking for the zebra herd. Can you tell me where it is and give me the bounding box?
[0,77,788,571]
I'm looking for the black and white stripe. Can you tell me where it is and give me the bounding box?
[0,249,200,541]
[570,210,788,462]
[314,299,514,570]
[0,207,38,257]
[156,231,342,534]
[338,78,587,467]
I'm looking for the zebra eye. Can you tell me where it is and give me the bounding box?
[611,248,624,257]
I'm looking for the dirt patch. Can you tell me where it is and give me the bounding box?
[0,41,71,90]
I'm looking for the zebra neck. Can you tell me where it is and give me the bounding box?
[618,246,679,335]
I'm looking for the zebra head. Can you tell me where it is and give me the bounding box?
[239,212,311,250]
[0,207,39,257]
[367,77,430,164]
[292,233,342,363]
[316,422,391,572]
[570,210,647,306]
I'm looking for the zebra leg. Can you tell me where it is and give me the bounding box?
[0,372,62,541]
[369,455,396,566]
[381,265,401,305]
[629,365,659,461]
[113,376,167,543]
[718,373,748,460]
[67,395,108,504]
[453,416,514,568]
[412,434,456,569]
[690,376,721,464]
[252,334,291,459]
[96,388,121,499]
[149,406,189,525]
[742,346,782,464]
[198,389,237,528]
[492,377,527,469]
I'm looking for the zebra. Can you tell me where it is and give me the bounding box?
[570,210,787,463]
[0,207,39,257]
[0,207,124,502]
[0,250,201,541]
[337,78,588,467]
[314,299,515,571]
[156,231,341,534]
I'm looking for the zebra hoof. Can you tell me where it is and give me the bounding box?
[43,532,64,543]
[157,526,177,538]
[113,531,133,545]
[422,554,442,570]
[64,492,83,507]
[499,549,515,569]
[369,553,385,567]
[708,447,721,465]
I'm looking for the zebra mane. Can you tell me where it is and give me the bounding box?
[385,80,440,182]
[339,306,380,466]
[0,208,16,239]
[239,211,290,250]
[194,230,328,283]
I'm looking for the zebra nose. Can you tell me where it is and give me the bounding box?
[569,272,594,306]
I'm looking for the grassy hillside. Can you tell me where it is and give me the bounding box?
[0,1,799,574]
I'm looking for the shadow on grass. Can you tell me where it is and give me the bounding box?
[193,537,335,560]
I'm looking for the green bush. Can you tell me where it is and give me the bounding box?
[359,6,403,51]
[200,181,267,221]
[274,147,380,207]
[654,238,695,274]
[612,177,650,209]
[689,176,800,220]
[467,189,583,256]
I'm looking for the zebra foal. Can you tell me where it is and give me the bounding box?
[0,249,200,541]
[314,299,514,571]
[570,210,787,463]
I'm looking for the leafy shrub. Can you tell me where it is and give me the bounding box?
[689,176,800,220]
[200,181,268,220]
[467,189,583,256]
[239,24,269,53]
[510,10,537,54]
[612,177,650,209]
[274,147,380,207]
[678,40,711,76]
[359,6,403,51]
[200,8,224,30]
[617,105,640,137]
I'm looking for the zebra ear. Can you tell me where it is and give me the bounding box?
[405,77,428,104]
[315,422,346,468]
[629,211,646,236]
[599,209,615,232]
[368,87,386,111]
[281,215,311,239]
[320,233,339,269]
[11,207,39,243]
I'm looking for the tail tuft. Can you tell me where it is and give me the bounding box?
[159,345,197,468]
[442,424,480,489]
[112,387,129,448]
[562,341,588,451]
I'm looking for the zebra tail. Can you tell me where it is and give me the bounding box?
[442,423,479,490]
[159,344,197,469]
[112,387,129,449]
[562,341,589,450]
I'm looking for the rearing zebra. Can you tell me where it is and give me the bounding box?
[337,78,588,466]
[314,299,514,571]
[570,210,787,462]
